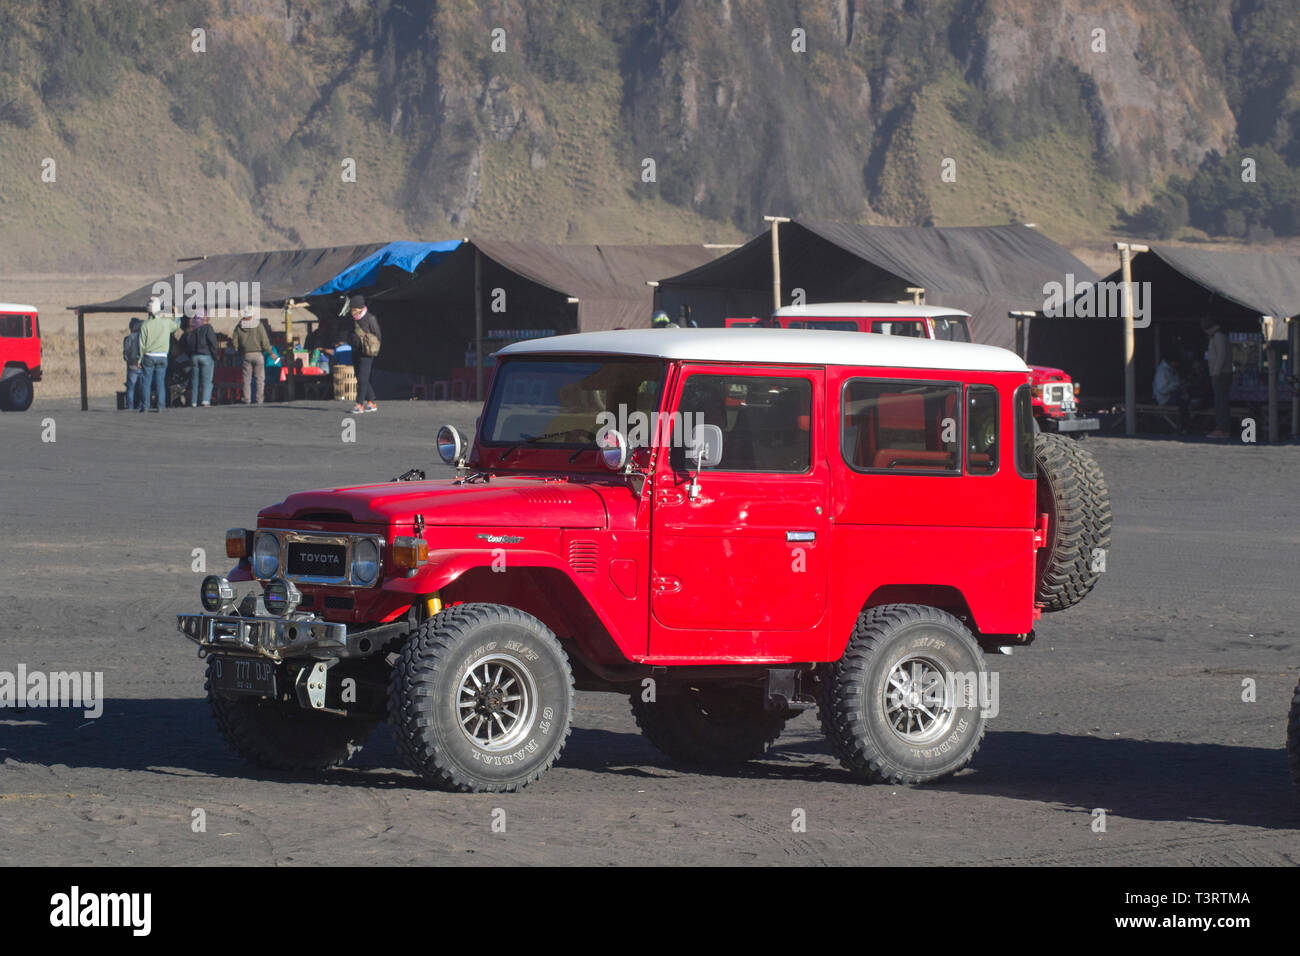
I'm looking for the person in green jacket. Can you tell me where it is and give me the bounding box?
[231,306,271,404]
[137,297,174,413]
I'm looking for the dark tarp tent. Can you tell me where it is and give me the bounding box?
[654,220,1098,351]
[76,241,460,314]
[371,241,719,387]
[1027,245,1300,401]
[70,240,460,409]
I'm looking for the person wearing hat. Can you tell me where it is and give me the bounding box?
[651,309,679,329]
[232,306,272,404]
[344,294,381,413]
[137,297,173,412]
[185,309,219,407]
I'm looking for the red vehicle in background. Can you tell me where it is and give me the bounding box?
[0,303,41,411]
[728,304,1099,434]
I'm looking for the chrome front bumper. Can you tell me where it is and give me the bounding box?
[177,612,365,662]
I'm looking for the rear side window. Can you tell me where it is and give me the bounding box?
[0,314,31,337]
[966,385,998,475]
[786,319,859,331]
[842,379,961,474]
[870,320,927,337]
[1014,384,1035,478]
[932,316,972,342]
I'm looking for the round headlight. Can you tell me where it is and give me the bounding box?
[200,575,233,612]
[352,538,380,586]
[264,577,301,617]
[253,531,280,579]
[436,424,464,465]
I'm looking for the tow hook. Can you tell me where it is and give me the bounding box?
[295,659,345,714]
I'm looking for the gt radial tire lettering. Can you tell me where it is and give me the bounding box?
[387,603,574,793]
[503,640,540,662]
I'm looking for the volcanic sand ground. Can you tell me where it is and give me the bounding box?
[1,393,1298,865]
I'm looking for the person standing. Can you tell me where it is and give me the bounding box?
[345,294,381,413]
[137,298,173,413]
[186,309,218,407]
[1203,317,1233,438]
[123,317,144,410]
[232,306,271,404]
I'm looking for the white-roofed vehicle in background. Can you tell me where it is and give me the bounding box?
[726,303,1099,435]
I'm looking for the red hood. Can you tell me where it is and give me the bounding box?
[260,477,609,529]
[1029,364,1070,383]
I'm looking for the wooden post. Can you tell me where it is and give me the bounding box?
[1291,317,1299,439]
[1114,242,1148,436]
[1010,310,1033,361]
[764,216,790,312]
[284,299,295,401]
[474,247,484,402]
[76,308,88,411]
[1265,316,1279,444]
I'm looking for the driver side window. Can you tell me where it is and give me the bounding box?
[671,374,812,473]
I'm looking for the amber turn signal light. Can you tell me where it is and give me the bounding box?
[226,528,249,559]
[392,536,429,570]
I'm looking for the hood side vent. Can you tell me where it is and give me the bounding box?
[517,488,576,505]
[568,540,599,574]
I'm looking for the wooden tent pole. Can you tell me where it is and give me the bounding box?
[1291,317,1299,439]
[77,308,88,411]
[1114,241,1148,436]
[1265,316,1279,444]
[764,216,790,312]
[474,247,484,402]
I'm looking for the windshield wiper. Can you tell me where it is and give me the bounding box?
[499,429,596,462]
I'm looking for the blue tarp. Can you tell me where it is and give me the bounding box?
[308,240,461,296]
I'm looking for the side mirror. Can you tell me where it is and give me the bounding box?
[597,429,629,471]
[686,424,722,500]
[689,424,723,469]
[436,424,465,465]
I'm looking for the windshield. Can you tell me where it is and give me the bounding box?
[481,357,666,448]
[931,316,972,342]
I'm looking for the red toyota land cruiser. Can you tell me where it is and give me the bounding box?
[729,304,1099,434]
[178,329,1111,791]
[0,303,41,411]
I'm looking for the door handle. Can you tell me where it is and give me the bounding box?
[786,531,816,542]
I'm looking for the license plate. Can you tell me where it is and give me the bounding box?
[211,656,277,697]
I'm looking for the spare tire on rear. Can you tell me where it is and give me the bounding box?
[1034,432,1111,612]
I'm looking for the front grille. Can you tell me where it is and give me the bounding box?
[324,596,355,610]
[287,542,348,579]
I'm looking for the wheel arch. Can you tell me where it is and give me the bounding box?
[831,584,979,659]
[440,565,642,683]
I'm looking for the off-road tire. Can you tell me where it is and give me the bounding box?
[1034,432,1111,612]
[821,604,987,785]
[630,686,788,766]
[388,603,574,793]
[1287,679,1300,798]
[0,372,33,412]
[206,663,374,771]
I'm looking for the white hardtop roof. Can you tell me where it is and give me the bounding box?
[772,302,970,319]
[0,303,37,313]
[497,328,1028,372]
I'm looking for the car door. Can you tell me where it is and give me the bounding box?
[649,364,828,660]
